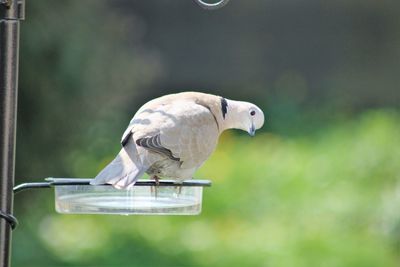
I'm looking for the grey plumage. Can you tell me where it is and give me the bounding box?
[91,92,265,189]
[91,139,146,189]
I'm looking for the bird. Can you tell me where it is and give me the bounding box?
[90,92,265,189]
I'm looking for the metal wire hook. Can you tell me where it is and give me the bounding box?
[0,210,18,230]
[194,0,230,10]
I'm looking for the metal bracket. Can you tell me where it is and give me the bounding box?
[0,0,24,20]
[17,0,24,20]
[0,210,18,230]
[0,0,11,8]
[13,178,212,194]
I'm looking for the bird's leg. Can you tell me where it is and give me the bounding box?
[154,175,160,186]
[175,183,183,196]
[151,175,160,198]
[150,185,154,196]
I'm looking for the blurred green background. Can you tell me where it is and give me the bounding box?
[12,0,400,266]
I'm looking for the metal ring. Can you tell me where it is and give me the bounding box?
[194,0,230,10]
[44,178,212,187]
[0,210,18,230]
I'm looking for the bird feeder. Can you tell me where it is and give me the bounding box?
[14,178,211,215]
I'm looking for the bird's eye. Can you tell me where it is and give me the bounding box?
[250,110,256,116]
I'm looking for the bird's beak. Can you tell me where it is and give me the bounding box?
[248,123,256,136]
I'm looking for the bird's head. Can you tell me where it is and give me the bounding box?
[224,99,265,136]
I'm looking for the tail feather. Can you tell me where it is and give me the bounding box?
[91,141,145,189]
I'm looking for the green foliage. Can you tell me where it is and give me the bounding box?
[13,110,400,267]
[17,0,161,178]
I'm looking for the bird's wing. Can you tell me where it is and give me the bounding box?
[135,134,180,161]
[121,95,176,146]
[130,99,220,169]
[121,128,133,147]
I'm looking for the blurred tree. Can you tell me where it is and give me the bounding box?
[17,0,162,180]
[11,0,400,266]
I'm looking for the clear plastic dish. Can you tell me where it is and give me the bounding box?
[49,178,211,215]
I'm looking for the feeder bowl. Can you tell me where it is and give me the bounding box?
[45,178,211,215]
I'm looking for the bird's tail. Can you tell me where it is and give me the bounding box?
[90,141,146,189]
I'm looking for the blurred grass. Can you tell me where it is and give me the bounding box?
[12,110,400,267]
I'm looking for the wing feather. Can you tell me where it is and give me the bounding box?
[136,135,180,161]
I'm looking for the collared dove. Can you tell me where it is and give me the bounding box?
[91,92,264,189]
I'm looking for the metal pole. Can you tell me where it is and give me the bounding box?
[0,0,24,266]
